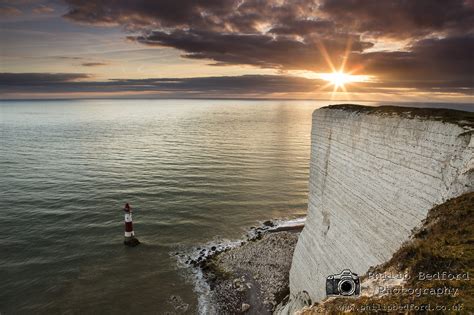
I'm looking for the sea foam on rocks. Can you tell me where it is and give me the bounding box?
[171,217,306,313]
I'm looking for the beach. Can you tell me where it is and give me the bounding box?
[176,219,304,314]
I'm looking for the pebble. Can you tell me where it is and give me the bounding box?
[263,220,275,227]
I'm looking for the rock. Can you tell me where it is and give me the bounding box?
[274,291,311,315]
[241,303,251,313]
[211,246,216,251]
[123,237,140,247]
[263,220,274,227]
[168,294,189,312]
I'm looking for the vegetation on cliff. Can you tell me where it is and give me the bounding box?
[300,192,474,314]
[325,104,474,128]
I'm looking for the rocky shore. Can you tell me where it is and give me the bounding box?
[174,219,304,314]
[202,228,302,314]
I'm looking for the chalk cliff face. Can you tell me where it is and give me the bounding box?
[287,105,473,307]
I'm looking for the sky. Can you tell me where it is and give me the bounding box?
[0,0,473,101]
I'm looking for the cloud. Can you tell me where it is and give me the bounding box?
[81,62,108,67]
[269,19,334,35]
[129,30,372,72]
[354,35,474,88]
[48,0,474,95]
[0,73,322,96]
[0,72,90,85]
[319,0,474,38]
[1,72,472,98]
[64,0,372,70]
[0,6,22,16]
[32,4,54,14]
[56,56,83,60]
[63,0,236,28]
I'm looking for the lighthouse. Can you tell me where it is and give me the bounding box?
[123,203,140,247]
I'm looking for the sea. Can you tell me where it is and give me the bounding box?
[1,99,472,314]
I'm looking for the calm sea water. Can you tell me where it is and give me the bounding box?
[1,99,471,314]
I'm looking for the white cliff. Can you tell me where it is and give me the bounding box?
[282,105,473,311]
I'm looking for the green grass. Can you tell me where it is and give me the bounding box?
[323,104,474,128]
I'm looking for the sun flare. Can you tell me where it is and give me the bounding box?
[320,71,360,88]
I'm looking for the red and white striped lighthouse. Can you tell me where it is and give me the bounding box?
[124,203,134,237]
[123,203,140,246]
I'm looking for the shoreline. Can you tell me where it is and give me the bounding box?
[203,229,301,313]
[174,218,305,313]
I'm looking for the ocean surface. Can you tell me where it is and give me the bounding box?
[1,99,471,314]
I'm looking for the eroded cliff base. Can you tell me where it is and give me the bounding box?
[297,192,474,314]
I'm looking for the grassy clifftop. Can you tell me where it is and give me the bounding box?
[323,104,474,128]
[299,192,474,314]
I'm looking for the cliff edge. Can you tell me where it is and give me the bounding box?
[280,105,473,313]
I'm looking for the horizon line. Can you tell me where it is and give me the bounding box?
[1,97,473,106]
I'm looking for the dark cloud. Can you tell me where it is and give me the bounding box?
[32,4,54,14]
[81,62,107,67]
[0,73,89,85]
[50,0,474,95]
[63,0,237,29]
[269,19,334,35]
[320,0,474,38]
[0,73,322,96]
[57,56,83,60]
[129,30,372,72]
[1,72,472,98]
[64,0,371,70]
[65,0,474,79]
[353,35,474,88]
[62,0,474,40]
[0,6,22,16]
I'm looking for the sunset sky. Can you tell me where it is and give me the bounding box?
[1,0,473,101]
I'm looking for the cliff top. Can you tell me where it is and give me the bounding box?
[323,104,474,128]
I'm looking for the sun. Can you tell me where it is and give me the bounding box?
[317,70,373,94]
[320,71,356,89]
[290,38,374,97]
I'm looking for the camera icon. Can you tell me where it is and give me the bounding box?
[326,269,360,297]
